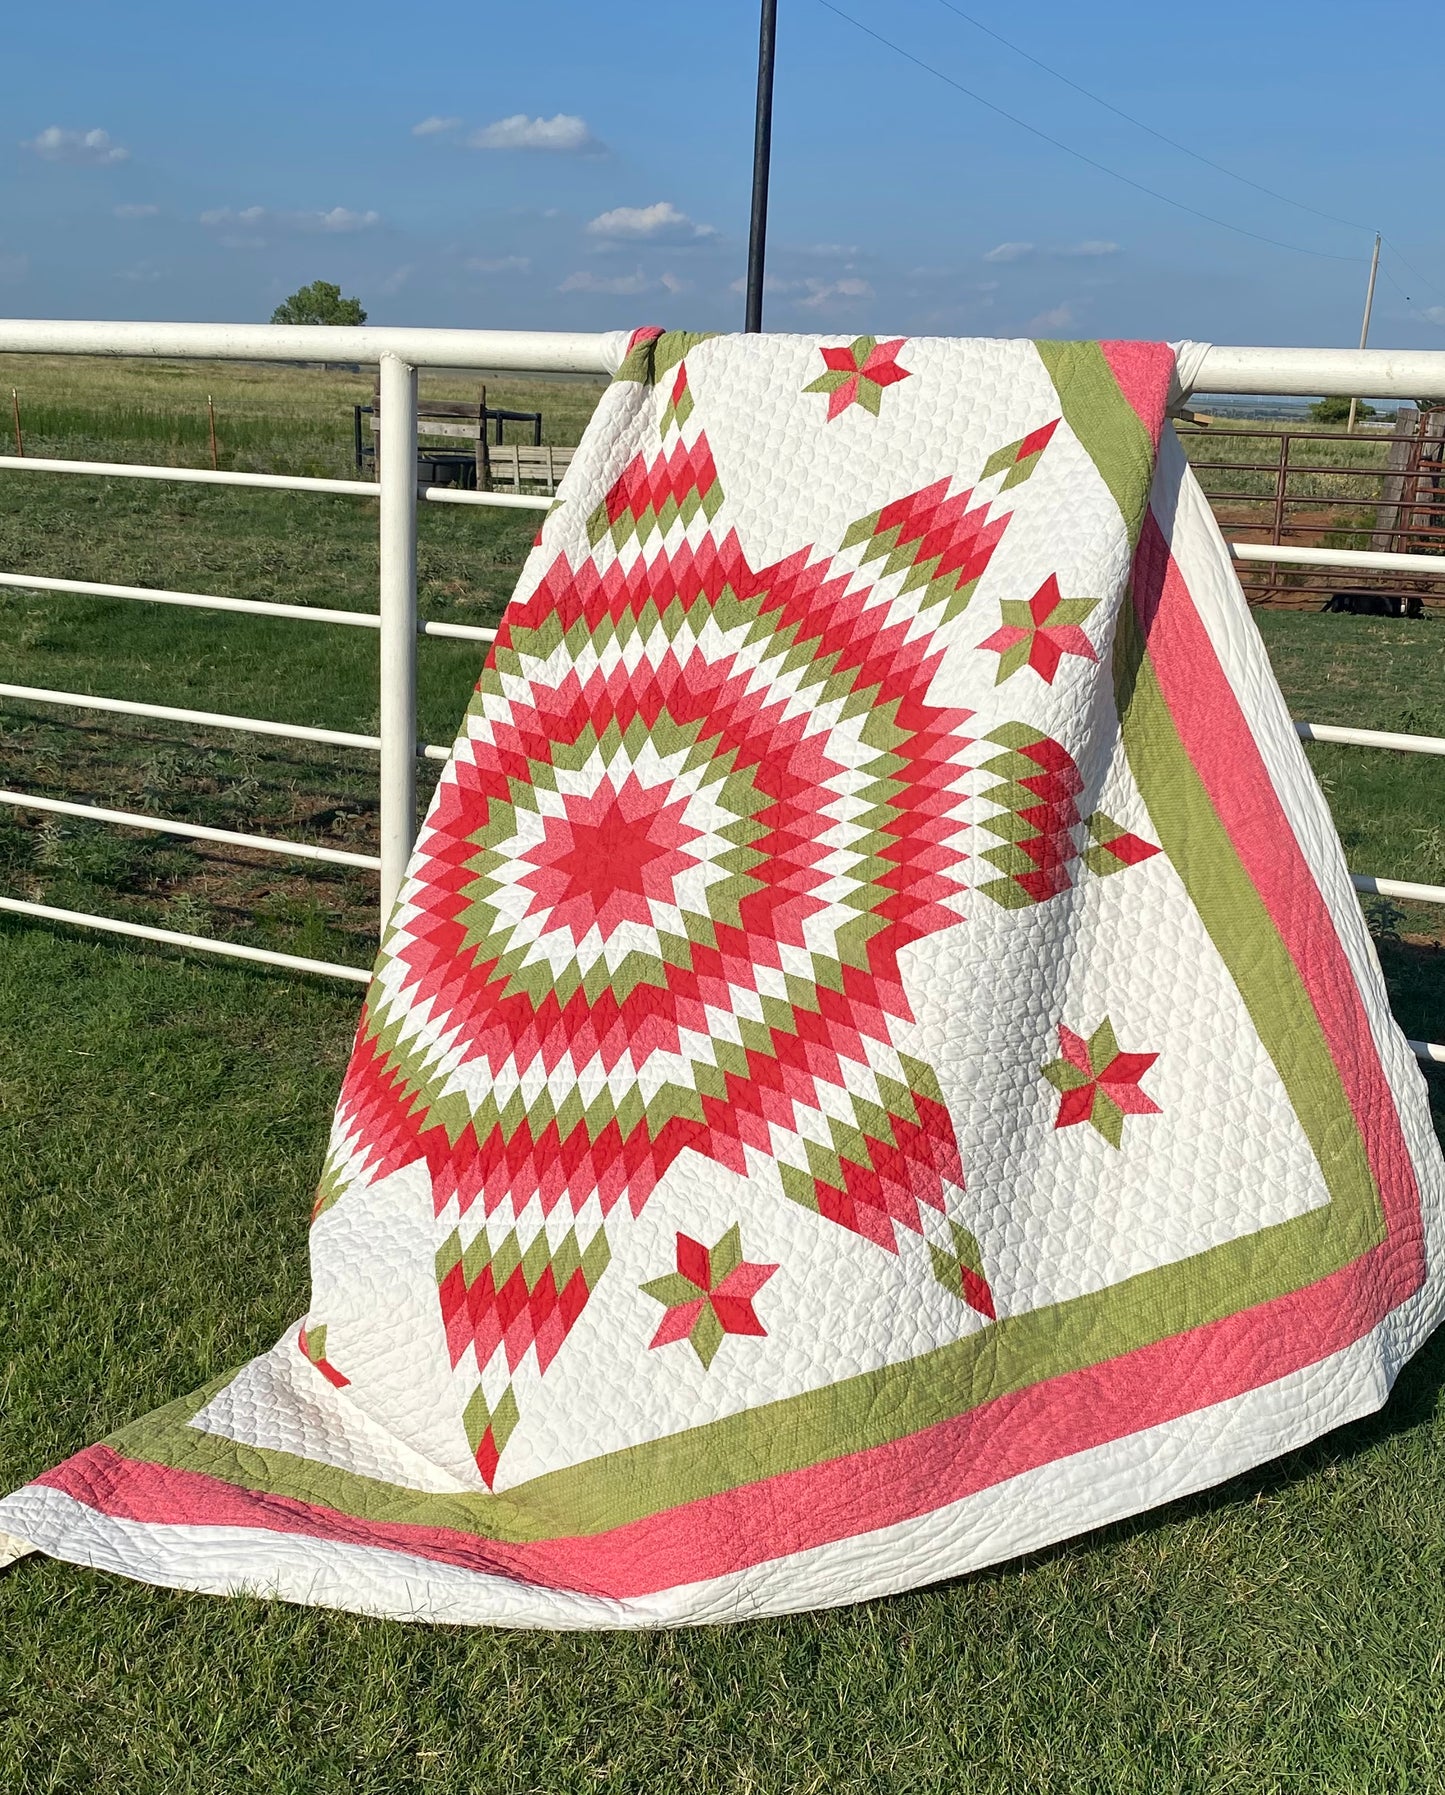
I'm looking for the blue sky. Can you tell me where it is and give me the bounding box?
[4,0,1443,348]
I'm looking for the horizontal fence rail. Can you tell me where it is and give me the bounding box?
[1295,720,1445,757]
[1352,874,1445,907]
[0,789,382,869]
[422,487,551,512]
[0,894,371,983]
[0,322,1438,1064]
[1179,344,1445,399]
[0,681,385,751]
[1235,543,1445,579]
[0,567,386,628]
[0,454,553,514]
[0,322,1432,392]
[0,570,496,642]
[0,681,460,759]
[0,454,380,497]
[0,318,630,370]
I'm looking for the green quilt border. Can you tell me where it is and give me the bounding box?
[613,329,716,387]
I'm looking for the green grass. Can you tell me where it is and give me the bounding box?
[1,354,606,476]
[1,376,1444,1793]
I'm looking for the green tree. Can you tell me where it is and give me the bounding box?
[1309,395,1374,424]
[270,281,367,326]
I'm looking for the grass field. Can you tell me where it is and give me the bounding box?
[0,354,607,473]
[1,363,1444,1793]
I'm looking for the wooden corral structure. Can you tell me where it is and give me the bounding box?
[355,383,576,495]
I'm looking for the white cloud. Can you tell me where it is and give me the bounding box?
[467,255,532,274]
[470,113,600,153]
[200,205,380,236]
[115,261,164,284]
[1029,303,1075,330]
[379,264,413,296]
[585,201,714,244]
[660,271,691,295]
[113,203,159,220]
[984,241,1034,263]
[559,268,651,295]
[1059,239,1119,257]
[412,116,462,137]
[200,205,266,228]
[23,126,129,166]
[735,274,873,307]
[796,276,874,309]
[787,242,861,258]
[313,207,381,233]
[1423,306,1445,326]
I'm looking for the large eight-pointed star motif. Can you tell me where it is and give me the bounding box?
[348,502,976,1238]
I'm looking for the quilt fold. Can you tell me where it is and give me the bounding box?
[3,329,1441,1627]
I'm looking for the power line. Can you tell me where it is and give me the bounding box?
[1380,238,1445,315]
[925,7,1445,320]
[929,0,1374,237]
[815,0,1363,263]
[1378,257,1445,331]
[1379,263,1418,310]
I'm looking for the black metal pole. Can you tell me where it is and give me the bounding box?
[745,0,778,332]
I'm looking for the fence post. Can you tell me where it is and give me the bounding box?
[377,353,418,930]
[1372,407,1416,556]
[1269,432,1289,604]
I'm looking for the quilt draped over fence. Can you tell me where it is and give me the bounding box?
[3,331,1442,1627]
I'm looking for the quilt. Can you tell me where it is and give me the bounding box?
[2,330,1441,1627]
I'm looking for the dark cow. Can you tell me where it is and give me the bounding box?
[1321,589,1427,619]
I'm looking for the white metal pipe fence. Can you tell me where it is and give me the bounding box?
[0,322,1439,1066]
[378,353,420,921]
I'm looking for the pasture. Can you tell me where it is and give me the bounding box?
[1,360,1442,1793]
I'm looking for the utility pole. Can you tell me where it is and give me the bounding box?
[1347,232,1381,434]
[745,0,779,332]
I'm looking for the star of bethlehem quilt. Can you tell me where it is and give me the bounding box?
[2,330,1441,1628]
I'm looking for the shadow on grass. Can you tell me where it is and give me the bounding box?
[1376,926,1445,1015]
[1375,936,1444,1141]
